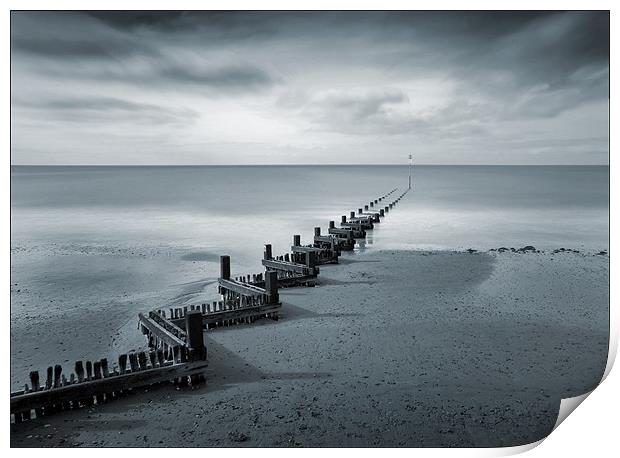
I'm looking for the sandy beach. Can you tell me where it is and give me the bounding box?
[10,247,609,447]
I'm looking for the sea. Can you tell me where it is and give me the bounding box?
[11,165,609,257]
[9,165,609,388]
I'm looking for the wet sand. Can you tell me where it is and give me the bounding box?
[10,247,608,447]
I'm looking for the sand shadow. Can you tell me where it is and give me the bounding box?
[279,302,363,321]
[163,336,332,398]
[315,277,377,286]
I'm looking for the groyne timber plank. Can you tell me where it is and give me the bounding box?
[11,360,208,413]
[218,279,268,297]
[262,259,312,274]
[138,313,186,348]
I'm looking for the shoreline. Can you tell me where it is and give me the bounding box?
[10,247,609,447]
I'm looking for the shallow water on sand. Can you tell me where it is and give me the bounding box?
[9,165,609,388]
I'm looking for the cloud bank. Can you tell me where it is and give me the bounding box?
[11,11,609,164]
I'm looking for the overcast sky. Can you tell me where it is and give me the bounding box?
[11,11,609,165]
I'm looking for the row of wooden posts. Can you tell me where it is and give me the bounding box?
[182,187,410,327]
[11,307,208,424]
[10,187,409,424]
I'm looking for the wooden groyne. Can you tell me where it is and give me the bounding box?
[11,310,207,424]
[11,186,410,424]
[262,243,320,286]
[292,234,340,265]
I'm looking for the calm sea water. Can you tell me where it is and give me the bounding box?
[11,165,609,258]
[9,165,609,388]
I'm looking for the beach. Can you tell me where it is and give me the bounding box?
[8,7,612,449]
[10,247,609,447]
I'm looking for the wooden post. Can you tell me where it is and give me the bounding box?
[128,353,139,372]
[137,352,148,370]
[186,310,206,361]
[264,244,272,260]
[265,270,279,304]
[350,211,355,219]
[93,361,102,380]
[293,234,301,247]
[53,365,62,388]
[306,251,317,268]
[358,208,363,215]
[29,371,40,392]
[380,209,385,217]
[45,366,53,389]
[314,227,321,237]
[365,205,369,210]
[75,361,85,382]
[370,202,373,207]
[118,354,127,375]
[220,255,231,280]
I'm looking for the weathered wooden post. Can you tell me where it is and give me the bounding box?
[75,361,85,381]
[293,234,301,247]
[53,365,62,388]
[45,366,53,389]
[380,209,385,217]
[350,211,356,219]
[341,216,346,224]
[118,354,127,375]
[374,199,378,204]
[29,371,40,392]
[364,205,369,210]
[264,244,272,260]
[370,202,373,207]
[385,205,389,213]
[358,208,363,215]
[220,255,230,280]
[306,250,317,268]
[101,358,109,377]
[314,227,321,237]
[265,271,279,304]
[185,310,206,361]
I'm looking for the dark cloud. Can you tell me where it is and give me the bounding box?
[86,11,188,30]
[10,10,609,164]
[11,12,159,59]
[11,11,278,92]
[13,95,199,126]
[157,64,276,88]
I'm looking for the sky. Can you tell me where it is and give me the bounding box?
[10,11,609,165]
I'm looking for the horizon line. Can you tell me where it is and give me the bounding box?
[9,163,610,167]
